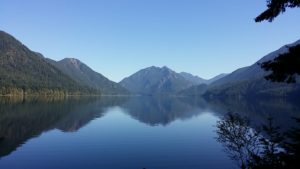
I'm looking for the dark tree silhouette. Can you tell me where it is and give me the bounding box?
[261,44,300,83]
[216,113,300,169]
[251,117,285,169]
[283,118,300,169]
[256,1,300,83]
[215,113,261,169]
[255,0,300,22]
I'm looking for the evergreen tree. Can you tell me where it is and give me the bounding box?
[255,0,300,22]
[257,0,300,83]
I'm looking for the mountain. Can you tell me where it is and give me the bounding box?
[204,39,300,98]
[119,66,201,95]
[177,84,208,96]
[47,58,128,95]
[0,30,94,95]
[206,73,228,84]
[179,72,227,85]
[179,72,207,84]
[210,40,300,87]
[176,73,227,96]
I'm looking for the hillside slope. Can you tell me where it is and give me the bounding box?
[204,39,300,98]
[0,31,93,95]
[119,66,198,95]
[47,58,128,95]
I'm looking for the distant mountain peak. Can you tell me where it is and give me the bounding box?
[120,66,207,95]
[162,65,170,69]
[180,72,203,79]
[145,66,171,71]
[60,58,82,69]
[0,30,92,94]
[49,57,128,95]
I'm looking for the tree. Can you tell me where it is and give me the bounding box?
[216,113,300,169]
[256,0,300,83]
[255,0,300,22]
[260,44,300,83]
[215,113,261,169]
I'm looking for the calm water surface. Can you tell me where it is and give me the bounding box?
[0,96,299,169]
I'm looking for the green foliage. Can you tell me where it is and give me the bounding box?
[48,58,129,95]
[0,31,101,96]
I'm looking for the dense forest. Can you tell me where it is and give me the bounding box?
[0,31,100,96]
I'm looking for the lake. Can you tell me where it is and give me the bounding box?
[0,96,299,169]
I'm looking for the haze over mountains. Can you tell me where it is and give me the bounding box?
[0,30,299,98]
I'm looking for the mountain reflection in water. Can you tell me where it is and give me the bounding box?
[0,96,299,169]
[0,96,127,158]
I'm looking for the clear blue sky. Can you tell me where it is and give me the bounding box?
[1,0,300,82]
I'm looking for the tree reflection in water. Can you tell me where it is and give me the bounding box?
[215,113,300,169]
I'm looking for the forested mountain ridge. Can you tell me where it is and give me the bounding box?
[0,31,98,95]
[2,29,298,98]
[47,58,128,95]
[179,72,207,85]
[119,66,200,95]
[177,73,227,96]
[119,66,225,95]
[203,39,300,98]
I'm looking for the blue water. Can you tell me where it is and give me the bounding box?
[0,96,298,169]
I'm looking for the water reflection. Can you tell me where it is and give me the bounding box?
[0,95,299,168]
[121,96,209,126]
[0,96,127,158]
[216,113,300,169]
[206,96,300,132]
